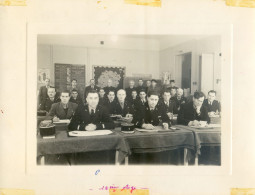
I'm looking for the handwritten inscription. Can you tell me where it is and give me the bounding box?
[95,169,100,175]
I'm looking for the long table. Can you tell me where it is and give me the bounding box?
[37,124,221,165]
[37,130,130,165]
[176,125,221,165]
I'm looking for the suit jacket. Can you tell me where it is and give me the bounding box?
[147,86,162,96]
[38,86,51,104]
[203,99,221,112]
[68,104,115,130]
[177,101,210,125]
[70,96,84,106]
[45,102,78,120]
[134,98,147,111]
[84,85,100,99]
[39,96,60,112]
[111,100,134,117]
[125,87,137,100]
[103,99,116,114]
[104,86,116,96]
[132,102,171,128]
[158,98,178,114]
[173,96,187,110]
[136,86,146,94]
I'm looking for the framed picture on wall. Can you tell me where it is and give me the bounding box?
[38,68,50,84]
[93,65,126,89]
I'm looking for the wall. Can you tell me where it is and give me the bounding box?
[159,36,221,99]
[37,45,160,88]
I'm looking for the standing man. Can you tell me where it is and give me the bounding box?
[203,90,221,116]
[38,78,51,105]
[125,80,137,101]
[136,79,146,94]
[177,91,210,126]
[84,79,100,99]
[68,90,115,130]
[167,80,178,91]
[39,87,60,112]
[104,79,116,96]
[45,91,78,121]
[112,89,134,117]
[145,80,152,93]
[133,91,171,130]
[147,79,161,96]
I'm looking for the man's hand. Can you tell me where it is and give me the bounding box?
[126,114,133,118]
[53,116,60,122]
[188,120,200,127]
[142,124,155,130]
[162,123,169,130]
[85,123,97,131]
[167,112,173,120]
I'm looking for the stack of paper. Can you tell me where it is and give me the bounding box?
[68,130,113,137]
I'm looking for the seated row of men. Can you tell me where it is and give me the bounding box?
[39,78,179,106]
[39,85,221,130]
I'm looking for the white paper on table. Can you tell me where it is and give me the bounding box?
[68,130,113,137]
[53,119,70,124]
[208,124,221,128]
[135,128,160,133]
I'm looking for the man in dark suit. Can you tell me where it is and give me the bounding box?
[84,79,100,99]
[104,90,116,114]
[39,87,60,112]
[111,89,134,117]
[134,89,147,112]
[70,89,83,106]
[167,80,178,91]
[170,88,177,101]
[136,79,146,94]
[45,91,78,121]
[173,88,187,111]
[125,80,137,101]
[98,88,107,106]
[147,79,162,97]
[158,90,178,119]
[104,79,116,96]
[177,91,210,126]
[68,79,83,99]
[145,80,151,93]
[203,90,221,115]
[38,78,51,105]
[133,90,171,129]
[68,89,115,131]
[129,89,139,106]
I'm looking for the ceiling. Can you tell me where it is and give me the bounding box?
[38,34,208,51]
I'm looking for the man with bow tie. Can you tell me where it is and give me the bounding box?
[68,89,115,131]
[203,90,221,116]
[177,91,210,126]
[133,90,171,130]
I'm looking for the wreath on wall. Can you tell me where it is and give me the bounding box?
[93,66,126,89]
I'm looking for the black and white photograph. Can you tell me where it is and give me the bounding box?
[36,34,222,166]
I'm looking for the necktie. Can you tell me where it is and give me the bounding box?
[120,102,124,109]
[91,109,95,116]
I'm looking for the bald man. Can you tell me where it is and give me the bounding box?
[111,89,134,117]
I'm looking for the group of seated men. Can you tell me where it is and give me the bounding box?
[38,78,221,130]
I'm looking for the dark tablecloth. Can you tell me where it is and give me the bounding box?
[116,128,196,154]
[176,125,221,155]
[37,131,130,163]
